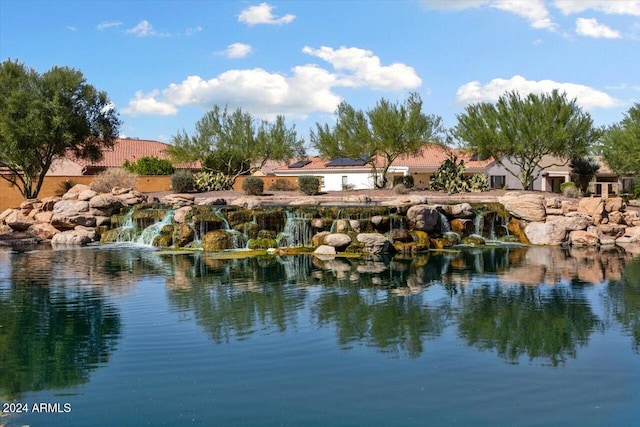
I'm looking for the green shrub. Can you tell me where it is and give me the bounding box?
[193,171,233,192]
[268,178,298,191]
[90,168,138,193]
[123,156,175,175]
[392,175,415,188]
[242,177,264,195]
[393,183,408,194]
[298,175,319,195]
[429,154,470,193]
[171,170,195,193]
[633,185,640,200]
[560,181,579,198]
[55,179,77,196]
[469,173,489,192]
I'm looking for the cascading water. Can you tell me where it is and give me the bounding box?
[137,210,175,246]
[474,211,484,235]
[278,209,314,248]
[439,212,451,233]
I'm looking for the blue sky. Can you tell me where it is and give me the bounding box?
[1,0,639,146]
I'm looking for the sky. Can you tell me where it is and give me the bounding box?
[1,0,639,147]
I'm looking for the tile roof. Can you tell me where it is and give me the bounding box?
[68,138,199,170]
[273,146,492,173]
[391,145,494,171]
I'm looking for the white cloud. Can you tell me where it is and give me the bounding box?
[122,90,178,116]
[491,0,557,31]
[223,43,253,58]
[123,46,420,118]
[126,20,155,37]
[125,20,171,37]
[421,0,556,30]
[67,26,77,32]
[421,0,489,10]
[576,18,622,38]
[454,75,621,109]
[555,0,640,16]
[97,21,123,31]
[185,26,203,36]
[302,46,422,91]
[238,3,296,26]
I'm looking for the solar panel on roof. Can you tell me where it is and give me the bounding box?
[288,160,312,168]
[326,157,367,167]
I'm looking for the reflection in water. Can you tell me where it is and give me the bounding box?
[1,243,639,403]
[0,248,123,399]
[456,284,601,366]
[608,257,640,352]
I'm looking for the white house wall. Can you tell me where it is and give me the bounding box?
[485,160,543,190]
[320,171,376,191]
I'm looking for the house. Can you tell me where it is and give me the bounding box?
[273,145,492,191]
[273,156,386,191]
[388,145,493,189]
[46,137,198,176]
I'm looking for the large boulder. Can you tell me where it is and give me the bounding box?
[498,195,546,222]
[51,226,96,246]
[202,230,230,251]
[616,226,640,244]
[604,197,625,213]
[357,233,391,254]
[5,210,34,232]
[406,204,440,232]
[578,197,604,223]
[324,233,352,249]
[546,214,593,232]
[569,230,599,247]
[78,189,98,201]
[173,206,193,224]
[53,200,89,214]
[51,213,96,230]
[438,203,473,218]
[343,194,371,204]
[311,231,330,248]
[313,245,336,256]
[61,184,91,200]
[89,194,124,216]
[172,223,195,247]
[27,223,60,240]
[524,222,568,246]
[162,193,196,208]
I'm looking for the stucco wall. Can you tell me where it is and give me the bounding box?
[0,175,172,211]
[486,161,543,190]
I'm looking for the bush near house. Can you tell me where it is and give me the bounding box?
[193,171,233,192]
[298,175,319,196]
[123,156,175,175]
[560,181,579,198]
[171,170,195,193]
[90,168,138,193]
[242,177,264,195]
[268,178,298,191]
[392,175,415,189]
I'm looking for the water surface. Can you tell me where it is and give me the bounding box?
[1,245,639,426]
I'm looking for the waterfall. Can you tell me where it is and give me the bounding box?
[474,211,484,235]
[489,215,497,241]
[439,212,451,233]
[278,209,314,248]
[137,210,175,246]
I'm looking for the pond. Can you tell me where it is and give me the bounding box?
[1,244,639,426]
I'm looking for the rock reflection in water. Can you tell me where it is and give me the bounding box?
[157,245,640,363]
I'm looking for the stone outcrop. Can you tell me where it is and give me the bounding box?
[357,233,391,255]
[498,194,546,222]
[407,204,440,232]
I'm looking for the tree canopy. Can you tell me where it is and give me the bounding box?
[167,106,306,180]
[599,102,640,179]
[310,92,444,188]
[0,59,121,199]
[451,90,600,190]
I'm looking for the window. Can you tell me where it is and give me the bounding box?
[490,175,505,189]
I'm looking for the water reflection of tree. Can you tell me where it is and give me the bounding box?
[0,251,122,399]
[456,284,602,366]
[165,255,309,343]
[607,257,640,352]
[313,290,450,358]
